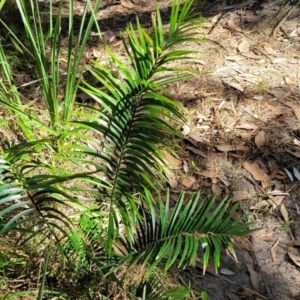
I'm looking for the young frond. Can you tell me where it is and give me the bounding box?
[118,189,253,274]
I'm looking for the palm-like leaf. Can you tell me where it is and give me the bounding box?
[0,144,83,263]
[118,189,253,274]
[72,0,205,255]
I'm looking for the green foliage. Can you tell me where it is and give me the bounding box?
[118,190,252,274]
[0,0,102,139]
[0,0,254,298]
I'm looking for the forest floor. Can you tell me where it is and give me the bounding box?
[2,0,300,299]
[168,2,300,300]
[86,1,300,299]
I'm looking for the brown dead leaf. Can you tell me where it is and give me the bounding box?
[121,0,134,8]
[269,195,285,208]
[255,131,267,148]
[188,132,212,146]
[270,168,279,179]
[164,168,178,188]
[245,263,261,291]
[225,55,243,62]
[293,106,300,120]
[254,232,272,240]
[280,204,289,222]
[223,81,244,93]
[243,161,271,188]
[288,252,300,267]
[217,144,249,152]
[236,123,258,130]
[265,104,283,116]
[182,176,196,188]
[270,238,280,262]
[238,39,251,53]
[197,170,218,178]
[264,44,277,55]
[211,105,223,127]
[162,150,182,168]
[252,200,270,209]
[232,191,251,202]
[226,20,242,32]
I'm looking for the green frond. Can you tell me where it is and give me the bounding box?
[118,189,253,274]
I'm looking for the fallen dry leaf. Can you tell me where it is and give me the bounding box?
[232,191,251,202]
[270,238,280,262]
[188,131,212,146]
[292,106,300,120]
[238,39,251,53]
[223,80,244,93]
[186,146,206,157]
[225,55,243,62]
[226,20,242,32]
[264,44,277,55]
[288,252,300,267]
[243,161,271,188]
[236,123,259,130]
[162,150,182,168]
[164,168,178,188]
[197,170,218,178]
[245,263,261,291]
[267,190,289,196]
[270,167,279,179]
[121,0,134,9]
[269,196,285,209]
[254,232,272,240]
[280,204,289,222]
[252,200,270,209]
[217,144,249,152]
[265,104,282,116]
[255,131,267,148]
[182,176,196,188]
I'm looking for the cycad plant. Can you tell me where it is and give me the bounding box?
[0,0,253,298]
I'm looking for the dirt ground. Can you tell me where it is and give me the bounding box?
[2,0,300,299]
[169,1,300,299]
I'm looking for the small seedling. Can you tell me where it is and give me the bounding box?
[279,221,293,231]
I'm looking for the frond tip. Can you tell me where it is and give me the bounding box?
[119,189,254,274]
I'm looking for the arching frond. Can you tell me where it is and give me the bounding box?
[119,189,253,274]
